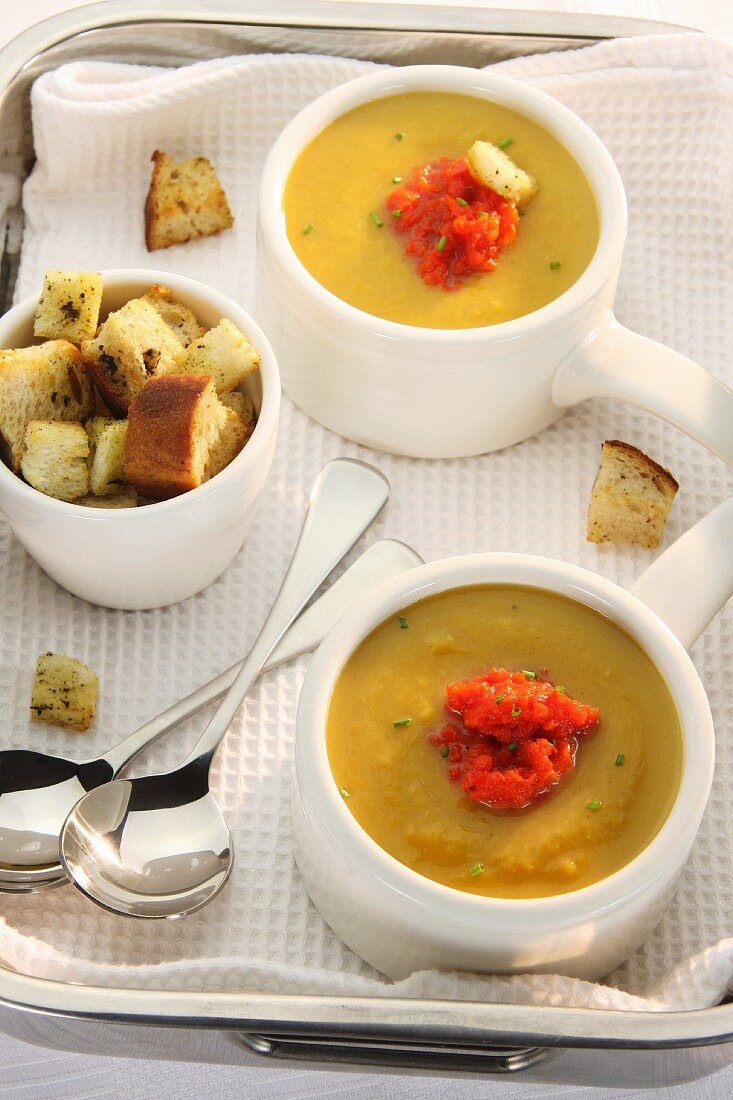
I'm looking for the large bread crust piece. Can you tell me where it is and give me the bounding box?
[0,340,94,471]
[123,373,221,499]
[587,439,679,548]
[145,150,234,251]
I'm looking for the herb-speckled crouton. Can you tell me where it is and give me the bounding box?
[203,405,247,480]
[587,440,679,548]
[0,340,94,471]
[20,420,90,501]
[33,270,103,344]
[81,297,183,414]
[30,653,99,731]
[172,318,259,393]
[219,390,255,435]
[140,284,205,347]
[145,150,234,251]
[85,416,128,496]
[77,488,138,509]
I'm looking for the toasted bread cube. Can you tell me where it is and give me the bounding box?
[76,488,138,509]
[85,416,128,496]
[20,420,90,500]
[0,340,94,471]
[587,440,679,549]
[219,390,255,435]
[33,270,103,344]
[145,150,234,251]
[467,141,538,207]
[140,284,205,347]
[123,374,228,499]
[204,405,247,480]
[31,652,98,731]
[81,297,183,414]
[172,319,259,393]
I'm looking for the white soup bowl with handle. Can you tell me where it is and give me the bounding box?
[258,65,733,463]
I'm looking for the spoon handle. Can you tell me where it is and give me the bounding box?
[180,459,390,767]
[101,539,420,774]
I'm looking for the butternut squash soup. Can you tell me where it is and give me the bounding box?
[326,586,683,899]
[285,92,599,328]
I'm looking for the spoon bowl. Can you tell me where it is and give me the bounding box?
[61,761,232,918]
[0,752,113,890]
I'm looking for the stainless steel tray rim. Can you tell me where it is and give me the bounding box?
[0,0,726,1082]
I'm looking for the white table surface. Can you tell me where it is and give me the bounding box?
[1,0,731,1096]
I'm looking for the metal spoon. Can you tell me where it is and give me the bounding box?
[0,539,421,894]
[60,459,392,918]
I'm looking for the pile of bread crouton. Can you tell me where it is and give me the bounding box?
[0,271,259,506]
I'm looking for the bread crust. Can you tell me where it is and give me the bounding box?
[123,374,212,498]
[599,439,679,497]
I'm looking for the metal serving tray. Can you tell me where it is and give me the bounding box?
[1,0,730,1087]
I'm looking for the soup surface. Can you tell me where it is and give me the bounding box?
[285,92,599,328]
[326,585,683,898]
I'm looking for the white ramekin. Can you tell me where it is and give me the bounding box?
[0,270,280,610]
[258,65,733,464]
[293,499,733,980]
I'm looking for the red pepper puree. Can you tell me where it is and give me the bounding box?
[386,156,519,290]
[428,668,599,810]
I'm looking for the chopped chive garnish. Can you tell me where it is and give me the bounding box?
[586,798,602,812]
[498,137,513,150]
[456,196,468,207]
[556,685,565,694]
[303,222,314,234]
[393,718,412,728]
[437,235,447,251]
[395,131,404,141]
[469,863,485,876]
[479,210,488,218]
[392,175,402,183]
[339,787,351,799]
[391,209,402,218]
[507,740,519,752]
[549,260,561,270]
[511,706,521,717]
[615,754,625,767]
[494,694,505,704]
[398,616,408,630]
[370,211,384,227]
[440,745,450,758]
[522,670,536,680]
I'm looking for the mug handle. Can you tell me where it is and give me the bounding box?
[552,312,733,467]
[629,497,733,651]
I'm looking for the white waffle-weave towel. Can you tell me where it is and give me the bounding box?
[1,32,732,1012]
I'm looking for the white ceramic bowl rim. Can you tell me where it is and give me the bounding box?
[296,554,714,932]
[259,65,628,345]
[0,270,280,518]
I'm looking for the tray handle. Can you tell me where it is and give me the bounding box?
[232,1031,556,1074]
